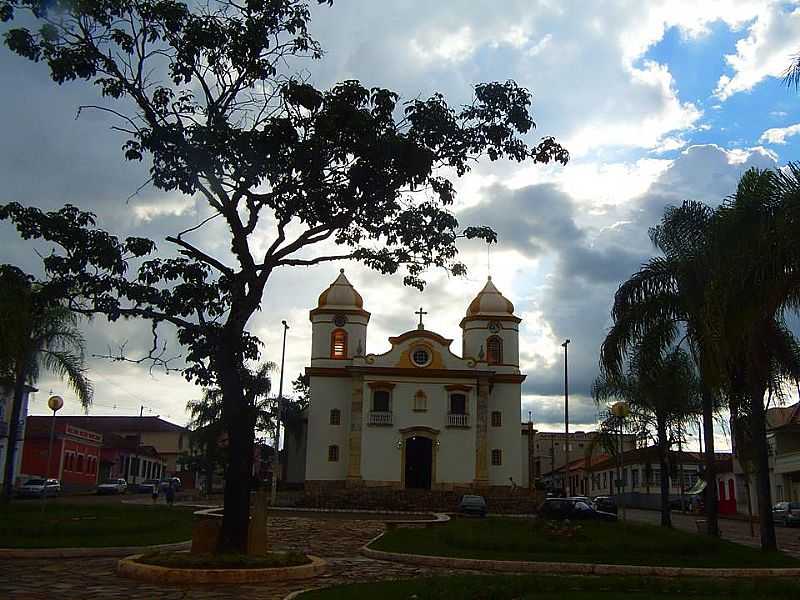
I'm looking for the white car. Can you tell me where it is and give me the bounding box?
[18,478,61,498]
[97,478,128,495]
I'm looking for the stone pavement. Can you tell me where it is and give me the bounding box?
[0,515,467,600]
[626,509,800,558]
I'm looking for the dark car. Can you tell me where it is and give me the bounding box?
[773,501,800,526]
[459,494,488,517]
[539,498,617,522]
[593,496,618,514]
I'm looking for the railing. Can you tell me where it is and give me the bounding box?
[447,413,470,427]
[0,421,8,438]
[368,411,393,426]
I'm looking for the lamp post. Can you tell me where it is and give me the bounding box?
[562,339,570,497]
[611,401,629,521]
[42,394,64,513]
[270,320,289,506]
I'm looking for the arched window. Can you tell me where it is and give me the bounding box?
[487,336,503,365]
[331,329,348,359]
[330,408,341,425]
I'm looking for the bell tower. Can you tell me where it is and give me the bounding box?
[309,269,370,367]
[460,277,520,369]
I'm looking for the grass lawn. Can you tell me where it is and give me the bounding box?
[297,574,800,599]
[0,503,195,548]
[371,518,798,568]
[137,551,309,569]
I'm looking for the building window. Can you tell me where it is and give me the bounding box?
[491,449,502,466]
[76,454,84,472]
[330,408,341,425]
[632,468,639,488]
[491,411,502,427]
[449,393,467,415]
[331,329,347,359]
[411,346,432,367]
[372,390,391,413]
[413,390,427,412]
[328,445,339,462]
[487,336,503,365]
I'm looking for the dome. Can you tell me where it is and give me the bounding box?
[466,276,514,316]
[317,269,364,309]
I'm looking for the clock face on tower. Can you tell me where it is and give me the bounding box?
[488,320,500,333]
[333,314,348,327]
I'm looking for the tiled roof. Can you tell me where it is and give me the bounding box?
[26,415,187,433]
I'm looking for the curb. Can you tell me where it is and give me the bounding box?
[0,540,191,559]
[361,533,800,578]
[116,553,327,584]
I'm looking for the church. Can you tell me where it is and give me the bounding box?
[296,270,528,492]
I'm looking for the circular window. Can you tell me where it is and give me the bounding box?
[333,314,347,327]
[411,347,431,367]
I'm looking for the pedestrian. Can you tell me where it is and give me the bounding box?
[151,483,159,504]
[165,481,175,507]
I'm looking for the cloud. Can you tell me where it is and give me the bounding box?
[0,1,793,440]
[759,123,800,144]
[714,4,800,100]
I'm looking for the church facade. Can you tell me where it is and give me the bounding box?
[302,270,526,491]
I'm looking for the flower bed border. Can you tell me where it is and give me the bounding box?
[117,553,326,584]
[361,532,800,578]
[0,540,190,559]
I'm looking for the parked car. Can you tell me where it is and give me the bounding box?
[96,478,128,495]
[134,479,161,494]
[18,478,61,498]
[539,498,617,522]
[459,494,488,517]
[593,496,618,514]
[772,501,800,527]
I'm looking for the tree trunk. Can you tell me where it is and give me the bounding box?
[2,371,27,502]
[657,419,672,528]
[205,440,214,496]
[750,382,777,551]
[701,384,719,537]
[216,334,256,554]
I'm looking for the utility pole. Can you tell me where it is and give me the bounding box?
[527,410,533,491]
[271,320,289,506]
[562,339,571,497]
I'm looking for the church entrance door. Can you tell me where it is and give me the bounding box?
[404,436,433,489]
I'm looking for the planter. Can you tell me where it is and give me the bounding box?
[117,553,327,584]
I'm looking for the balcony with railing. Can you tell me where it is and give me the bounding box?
[368,411,393,426]
[447,413,470,428]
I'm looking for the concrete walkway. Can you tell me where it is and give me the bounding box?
[625,509,800,558]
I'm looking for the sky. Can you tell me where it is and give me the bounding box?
[2,1,800,452]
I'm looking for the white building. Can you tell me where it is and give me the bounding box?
[302,270,526,492]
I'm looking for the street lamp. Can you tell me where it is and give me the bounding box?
[562,339,570,496]
[611,401,630,521]
[270,320,289,506]
[42,394,64,513]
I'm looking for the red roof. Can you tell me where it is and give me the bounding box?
[30,415,187,434]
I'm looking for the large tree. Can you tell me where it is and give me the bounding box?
[595,339,700,528]
[0,0,567,551]
[0,266,93,501]
[601,201,725,537]
[710,166,800,551]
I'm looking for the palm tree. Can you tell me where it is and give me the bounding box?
[187,362,276,495]
[709,165,800,551]
[0,267,93,501]
[594,342,700,527]
[601,201,725,537]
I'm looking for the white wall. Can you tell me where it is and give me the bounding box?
[305,376,351,480]
[487,382,522,485]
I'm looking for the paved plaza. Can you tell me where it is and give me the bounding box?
[4,510,800,599]
[0,514,466,600]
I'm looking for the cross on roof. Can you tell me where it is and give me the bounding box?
[415,306,427,330]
